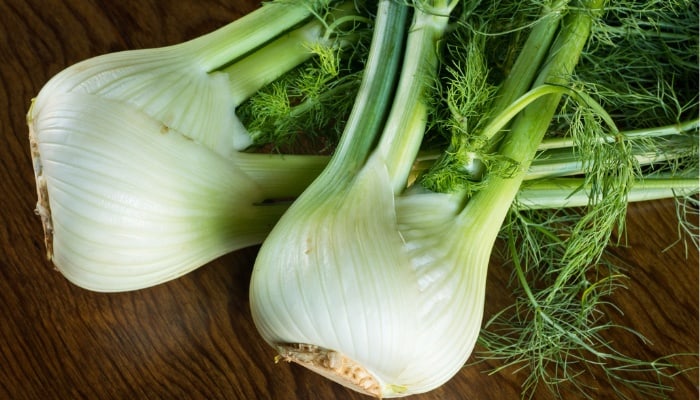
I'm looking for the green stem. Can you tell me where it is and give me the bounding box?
[280,78,358,121]
[413,118,698,182]
[236,153,330,199]
[508,228,540,309]
[593,24,693,41]
[221,2,359,106]
[376,1,457,194]
[480,84,586,143]
[500,0,602,167]
[488,0,570,119]
[537,118,700,150]
[308,1,409,189]
[527,133,698,180]
[436,0,569,182]
[185,0,332,72]
[221,21,328,106]
[517,177,700,209]
[325,15,374,39]
[456,0,602,238]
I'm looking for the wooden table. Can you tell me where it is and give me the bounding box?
[0,1,697,399]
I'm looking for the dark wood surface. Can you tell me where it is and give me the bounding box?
[0,1,697,399]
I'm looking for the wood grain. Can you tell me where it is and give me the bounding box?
[0,1,697,399]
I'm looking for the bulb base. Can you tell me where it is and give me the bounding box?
[27,100,54,261]
[276,343,382,398]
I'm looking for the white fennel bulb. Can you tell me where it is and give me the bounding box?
[248,1,480,397]
[250,152,493,397]
[25,0,362,291]
[29,92,323,291]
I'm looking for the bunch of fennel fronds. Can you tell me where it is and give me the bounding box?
[27,0,698,398]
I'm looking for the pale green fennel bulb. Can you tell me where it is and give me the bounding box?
[249,1,470,397]
[249,0,609,397]
[29,92,325,291]
[27,0,356,291]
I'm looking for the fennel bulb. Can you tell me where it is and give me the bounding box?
[250,0,613,396]
[26,0,371,291]
[249,2,468,397]
[251,153,489,397]
[28,92,324,292]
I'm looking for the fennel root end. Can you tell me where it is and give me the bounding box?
[27,100,54,261]
[276,343,387,398]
